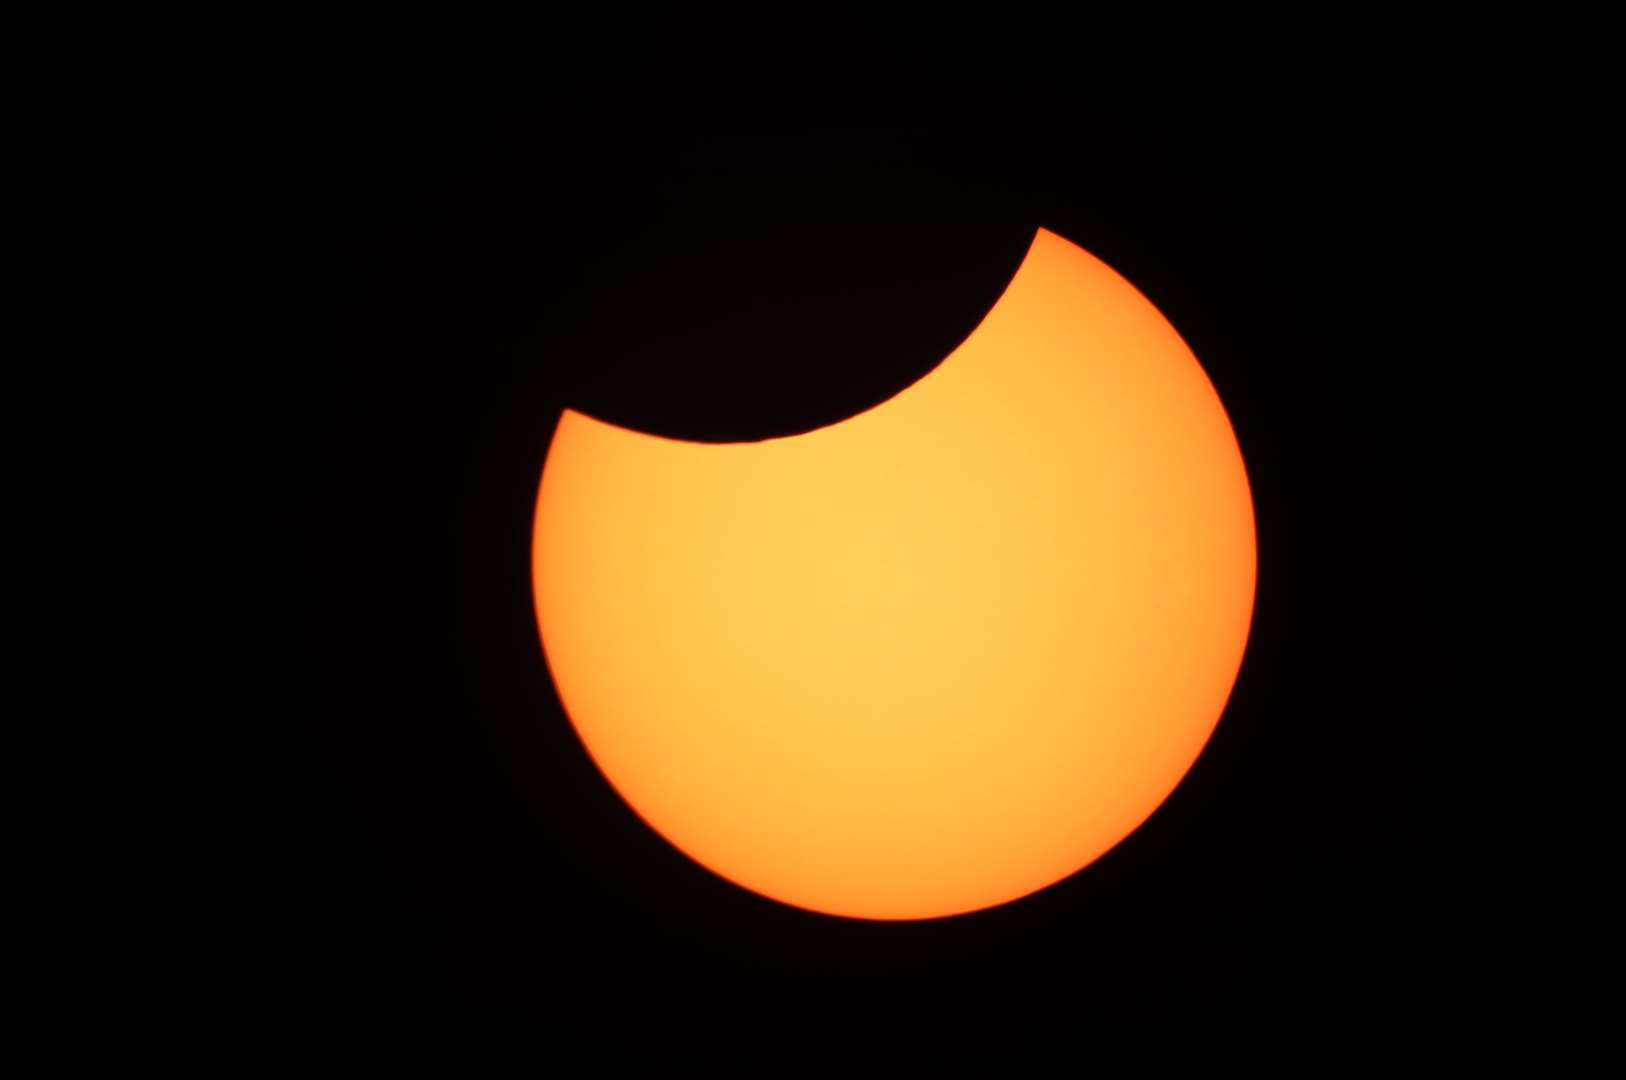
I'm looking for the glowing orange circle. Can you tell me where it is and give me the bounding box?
[532,228,1256,920]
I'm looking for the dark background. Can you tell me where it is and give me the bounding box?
[21,7,1614,1068]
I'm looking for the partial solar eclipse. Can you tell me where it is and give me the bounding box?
[532,227,1256,920]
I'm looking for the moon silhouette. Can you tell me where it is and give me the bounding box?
[531,227,1256,921]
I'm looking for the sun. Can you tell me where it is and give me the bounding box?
[531,227,1256,920]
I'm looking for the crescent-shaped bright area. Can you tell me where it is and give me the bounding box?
[532,227,1257,920]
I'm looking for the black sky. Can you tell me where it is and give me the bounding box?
[21,8,1616,1069]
